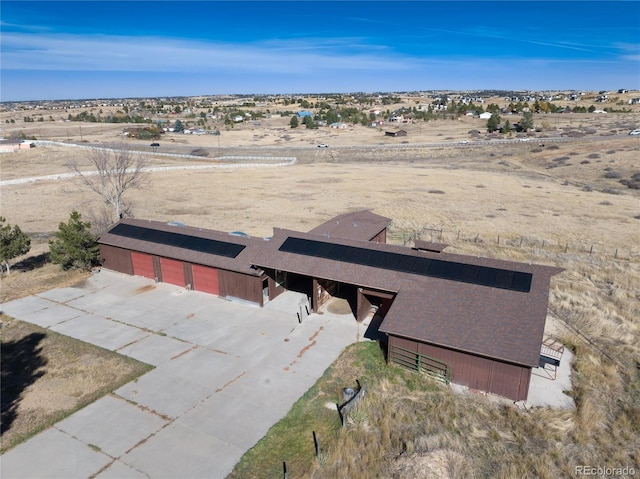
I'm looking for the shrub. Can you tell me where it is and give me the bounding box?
[587,153,600,159]
[603,171,622,179]
[190,148,209,157]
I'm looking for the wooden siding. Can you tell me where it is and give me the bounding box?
[388,335,531,401]
[219,269,262,304]
[371,229,387,243]
[99,244,133,275]
[183,263,194,290]
[263,268,286,300]
[152,256,163,282]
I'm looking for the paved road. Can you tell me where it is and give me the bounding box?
[1,271,369,478]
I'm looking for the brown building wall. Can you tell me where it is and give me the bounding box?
[219,269,262,305]
[99,244,133,275]
[263,268,286,300]
[371,229,387,243]
[388,335,531,401]
[183,263,194,290]
[152,256,163,282]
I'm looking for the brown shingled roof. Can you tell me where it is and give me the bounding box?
[98,218,263,276]
[308,210,391,241]
[255,228,562,367]
[99,214,562,368]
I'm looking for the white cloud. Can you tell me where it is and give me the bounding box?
[1,32,411,73]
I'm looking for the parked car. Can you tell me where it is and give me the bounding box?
[317,143,329,148]
[629,129,640,136]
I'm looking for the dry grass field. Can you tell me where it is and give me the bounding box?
[1,104,639,476]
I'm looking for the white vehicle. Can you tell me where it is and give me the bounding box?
[459,140,469,144]
[629,129,640,136]
[317,143,329,148]
[519,138,530,142]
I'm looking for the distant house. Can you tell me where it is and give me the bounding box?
[0,140,21,153]
[385,130,407,137]
[330,122,347,129]
[297,111,313,118]
[479,112,492,120]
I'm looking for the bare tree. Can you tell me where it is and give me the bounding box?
[68,147,149,226]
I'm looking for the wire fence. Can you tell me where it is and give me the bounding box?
[387,224,637,261]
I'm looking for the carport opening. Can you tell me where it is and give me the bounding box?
[317,280,357,316]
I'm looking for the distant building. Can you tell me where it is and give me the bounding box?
[385,129,407,137]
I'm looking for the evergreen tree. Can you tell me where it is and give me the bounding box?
[487,112,501,132]
[174,119,185,133]
[289,115,299,128]
[502,120,512,134]
[520,111,535,131]
[0,217,31,274]
[49,211,100,271]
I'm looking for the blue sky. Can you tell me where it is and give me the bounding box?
[1,1,639,101]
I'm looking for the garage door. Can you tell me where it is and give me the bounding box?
[192,264,219,295]
[160,258,185,287]
[131,252,155,279]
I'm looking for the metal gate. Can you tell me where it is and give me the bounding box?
[160,258,185,287]
[389,344,451,384]
[131,252,154,279]
[192,264,220,295]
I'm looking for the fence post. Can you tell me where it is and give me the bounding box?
[457,230,460,240]
[283,461,288,479]
[565,243,568,252]
[497,235,500,245]
[313,430,320,457]
[615,248,618,259]
[589,245,593,255]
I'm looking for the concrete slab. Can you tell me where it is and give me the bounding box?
[120,421,243,479]
[50,314,150,351]
[55,395,168,458]
[527,348,575,409]
[161,317,229,346]
[95,460,149,479]
[37,287,88,304]
[177,391,278,450]
[0,427,111,479]
[0,295,54,318]
[157,346,246,390]
[116,333,193,365]
[115,369,213,419]
[14,302,84,328]
[1,270,368,479]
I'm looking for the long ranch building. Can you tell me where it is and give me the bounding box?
[98,211,562,401]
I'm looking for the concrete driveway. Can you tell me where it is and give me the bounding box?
[1,270,367,478]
